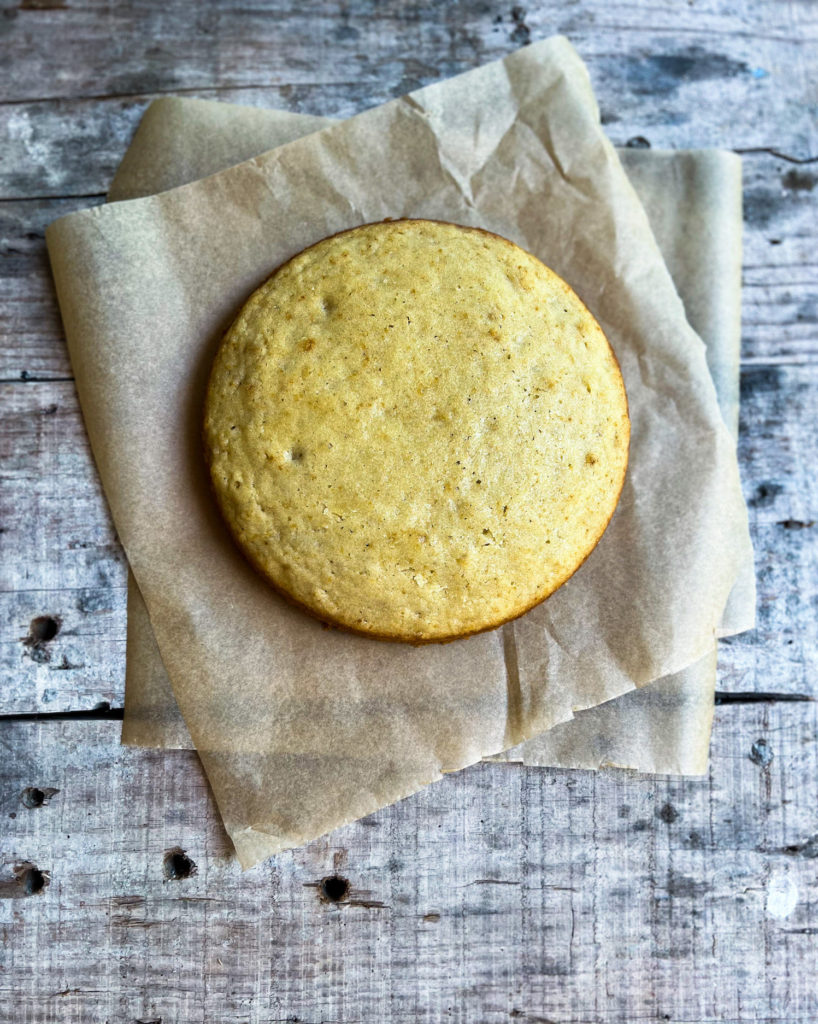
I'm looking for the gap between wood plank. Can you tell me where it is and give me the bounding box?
[733,147,818,164]
[0,81,370,109]
[0,376,75,384]
[714,690,814,704]
[0,692,813,725]
[0,192,106,204]
[0,705,124,723]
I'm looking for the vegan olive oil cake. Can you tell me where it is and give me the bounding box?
[204,220,629,642]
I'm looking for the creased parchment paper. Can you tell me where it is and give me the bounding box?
[113,97,754,773]
[47,37,753,867]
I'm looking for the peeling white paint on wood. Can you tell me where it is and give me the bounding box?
[766,872,799,919]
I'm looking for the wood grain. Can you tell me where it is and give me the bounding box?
[1,703,817,1023]
[1,1,817,200]
[1,0,817,1018]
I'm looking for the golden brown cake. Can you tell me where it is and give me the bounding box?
[204,220,629,642]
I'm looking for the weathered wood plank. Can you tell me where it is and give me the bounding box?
[0,589,125,713]
[0,376,127,713]
[2,9,818,201]
[741,156,818,368]
[1,702,816,1022]
[0,380,123,591]
[0,91,349,202]
[3,1,817,119]
[0,197,98,382]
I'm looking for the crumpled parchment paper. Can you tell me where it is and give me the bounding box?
[114,99,753,776]
[47,37,754,866]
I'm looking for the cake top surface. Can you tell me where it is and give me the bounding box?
[204,219,629,642]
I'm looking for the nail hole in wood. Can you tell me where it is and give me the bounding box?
[0,862,51,899]
[750,737,774,767]
[24,867,46,895]
[320,875,349,903]
[21,865,47,895]
[20,786,58,809]
[657,802,679,824]
[28,616,60,643]
[163,847,197,881]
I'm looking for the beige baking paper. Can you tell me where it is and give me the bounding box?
[112,97,754,773]
[124,571,718,773]
[47,37,753,867]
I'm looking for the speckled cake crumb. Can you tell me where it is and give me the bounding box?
[204,219,629,642]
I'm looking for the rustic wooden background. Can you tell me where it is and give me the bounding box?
[1,2,817,1021]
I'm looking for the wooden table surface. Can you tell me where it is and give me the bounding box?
[2,2,817,1022]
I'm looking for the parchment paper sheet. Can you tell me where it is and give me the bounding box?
[113,98,754,773]
[47,38,753,867]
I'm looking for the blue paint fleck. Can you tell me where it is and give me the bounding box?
[751,68,770,79]
[620,48,750,97]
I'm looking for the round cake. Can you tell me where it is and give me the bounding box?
[204,219,629,642]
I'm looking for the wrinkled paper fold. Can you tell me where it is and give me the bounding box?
[47,37,754,867]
